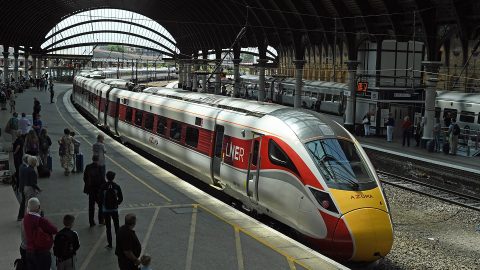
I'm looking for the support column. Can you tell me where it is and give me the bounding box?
[214,60,221,95]
[2,49,9,83]
[13,47,19,81]
[257,59,268,102]
[232,58,242,97]
[32,56,37,79]
[24,52,29,80]
[186,60,192,90]
[36,55,42,78]
[192,60,198,92]
[293,60,306,108]
[178,61,184,89]
[343,61,360,132]
[421,61,442,147]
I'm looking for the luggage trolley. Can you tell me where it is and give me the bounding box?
[0,152,12,184]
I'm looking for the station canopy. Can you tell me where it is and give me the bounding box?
[41,9,179,58]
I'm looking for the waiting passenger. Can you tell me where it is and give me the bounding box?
[448,120,460,155]
[99,171,123,248]
[53,214,80,270]
[433,119,441,152]
[362,113,371,137]
[385,113,395,142]
[402,116,412,147]
[59,128,74,176]
[92,134,107,179]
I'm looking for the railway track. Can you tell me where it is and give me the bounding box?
[378,170,480,212]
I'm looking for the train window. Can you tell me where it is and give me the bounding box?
[125,107,133,123]
[169,121,182,141]
[135,110,143,126]
[435,107,441,118]
[319,93,325,101]
[157,117,167,136]
[305,138,376,191]
[459,111,475,123]
[144,113,154,131]
[268,140,299,175]
[325,94,332,101]
[185,127,199,148]
[332,95,340,102]
[443,108,457,122]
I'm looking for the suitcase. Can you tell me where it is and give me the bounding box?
[76,153,84,172]
[38,164,50,178]
[47,155,52,171]
[442,142,450,154]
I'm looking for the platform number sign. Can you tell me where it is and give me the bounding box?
[357,81,368,92]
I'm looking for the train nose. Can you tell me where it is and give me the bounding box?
[334,208,393,262]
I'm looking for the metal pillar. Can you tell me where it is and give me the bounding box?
[192,60,198,92]
[257,59,267,101]
[36,56,42,78]
[178,61,184,89]
[24,52,29,80]
[215,60,222,95]
[13,48,19,81]
[232,58,242,97]
[421,61,442,147]
[2,49,9,83]
[186,60,192,90]
[293,60,306,108]
[343,61,360,132]
[117,58,120,79]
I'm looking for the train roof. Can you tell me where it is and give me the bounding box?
[142,87,346,141]
[436,90,480,104]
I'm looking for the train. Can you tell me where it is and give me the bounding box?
[79,66,178,83]
[241,75,480,133]
[72,74,394,262]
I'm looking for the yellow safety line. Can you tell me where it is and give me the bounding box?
[198,205,313,270]
[185,205,198,270]
[234,227,245,270]
[288,259,298,270]
[55,92,172,203]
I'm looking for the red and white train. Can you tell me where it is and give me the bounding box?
[73,75,394,262]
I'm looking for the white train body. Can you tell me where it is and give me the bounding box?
[73,75,394,262]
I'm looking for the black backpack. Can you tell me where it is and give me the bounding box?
[40,137,49,151]
[53,230,74,260]
[104,183,118,210]
[452,124,460,136]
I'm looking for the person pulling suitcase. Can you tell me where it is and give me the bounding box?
[71,132,83,173]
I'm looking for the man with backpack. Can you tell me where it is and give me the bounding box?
[53,214,80,270]
[83,155,105,227]
[99,171,123,248]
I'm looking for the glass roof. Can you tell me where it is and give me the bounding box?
[42,9,178,56]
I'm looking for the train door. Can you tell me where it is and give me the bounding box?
[211,125,224,187]
[114,97,120,136]
[390,104,410,139]
[246,132,263,204]
[96,90,102,125]
[104,89,111,127]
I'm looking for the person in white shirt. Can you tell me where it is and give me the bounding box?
[18,113,31,135]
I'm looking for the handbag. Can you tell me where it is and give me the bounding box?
[33,217,54,250]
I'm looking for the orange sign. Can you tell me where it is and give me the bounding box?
[357,81,368,92]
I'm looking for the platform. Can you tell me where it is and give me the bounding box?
[0,84,347,270]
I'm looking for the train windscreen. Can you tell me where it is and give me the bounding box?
[305,139,377,191]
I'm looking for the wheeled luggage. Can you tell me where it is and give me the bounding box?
[76,153,84,172]
[442,142,450,154]
[38,164,50,178]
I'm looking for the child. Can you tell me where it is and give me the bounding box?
[140,254,152,270]
[53,214,80,270]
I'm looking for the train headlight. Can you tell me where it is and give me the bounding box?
[309,187,338,214]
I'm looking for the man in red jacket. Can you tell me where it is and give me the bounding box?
[23,197,58,270]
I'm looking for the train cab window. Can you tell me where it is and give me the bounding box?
[144,113,154,131]
[135,110,143,126]
[185,127,199,148]
[157,117,167,136]
[125,107,133,123]
[459,111,475,123]
[268,140,299,175]
[170,121,182,141]
[305,138,376,191]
